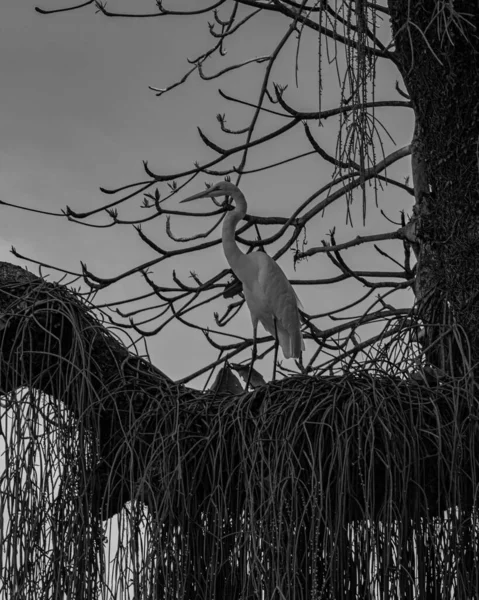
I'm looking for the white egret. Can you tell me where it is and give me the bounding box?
[180,182,304,372]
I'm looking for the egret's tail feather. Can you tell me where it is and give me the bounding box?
[290,328,304,359]
[277,328,292,359]
[277,326,304,359]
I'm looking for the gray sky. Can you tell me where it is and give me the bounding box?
[1,1,414,382]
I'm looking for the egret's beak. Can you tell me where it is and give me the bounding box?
[180,189,218,203]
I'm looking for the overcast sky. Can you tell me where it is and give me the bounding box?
[1,1,414,383]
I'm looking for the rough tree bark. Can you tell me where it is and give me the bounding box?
[390,0,479,374]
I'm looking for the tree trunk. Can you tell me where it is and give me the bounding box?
[389,1,479,375]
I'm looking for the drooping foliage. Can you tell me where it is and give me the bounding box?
[1,263,479,599]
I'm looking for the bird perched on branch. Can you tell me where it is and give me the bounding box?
[181,181,304,375]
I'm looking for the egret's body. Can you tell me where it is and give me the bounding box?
[181,182,304,360]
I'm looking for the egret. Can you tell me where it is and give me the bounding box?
[180,182,304,376]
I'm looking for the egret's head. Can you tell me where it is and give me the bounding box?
[180,181,238,203]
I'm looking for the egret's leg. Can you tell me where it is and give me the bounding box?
[272,318,278,382]
[246,321,258,390]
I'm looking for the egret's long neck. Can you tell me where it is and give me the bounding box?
[222,190,247,274]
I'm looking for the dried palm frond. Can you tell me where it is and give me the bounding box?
[1,264,478,599]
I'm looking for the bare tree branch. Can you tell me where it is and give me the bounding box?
[297,230,401,258]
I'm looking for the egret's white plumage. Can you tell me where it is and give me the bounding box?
[181,181,304,359]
